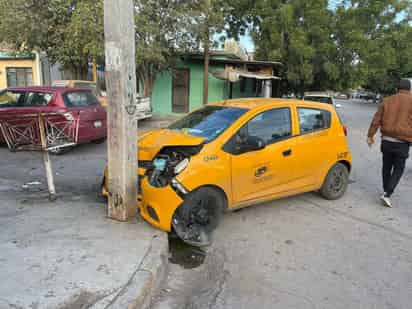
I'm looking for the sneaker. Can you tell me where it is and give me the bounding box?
[380,194,392,208]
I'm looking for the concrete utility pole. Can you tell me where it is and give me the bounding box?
[104,0,138,221]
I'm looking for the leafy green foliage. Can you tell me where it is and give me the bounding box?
[1,0,410,95]
[231,0,412,94]
[133,0,195,96]
[335,0,412,93]
[0,0,104,78]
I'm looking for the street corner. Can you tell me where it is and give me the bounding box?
[0,194,168,309]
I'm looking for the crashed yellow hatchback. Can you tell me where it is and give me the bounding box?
[103,98,352,246]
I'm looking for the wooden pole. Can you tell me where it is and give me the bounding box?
[92,59,98,83]
[104,0,138,221]
[38,114,56,201]
[203,31,210,105]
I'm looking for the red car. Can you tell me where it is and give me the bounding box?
[0,86,107,153]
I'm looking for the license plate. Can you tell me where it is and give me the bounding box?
[94,121,102,128]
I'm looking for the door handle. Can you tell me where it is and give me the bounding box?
[283,149,292,157]
[255,166,267,177]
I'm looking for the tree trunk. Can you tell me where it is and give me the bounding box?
[203,30,210,105]
[138,66,158,98]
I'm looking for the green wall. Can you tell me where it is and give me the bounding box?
[150,60,257,116]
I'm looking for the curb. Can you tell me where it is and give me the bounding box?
[91,232,169,309]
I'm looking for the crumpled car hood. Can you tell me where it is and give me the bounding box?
[138,129,205,161]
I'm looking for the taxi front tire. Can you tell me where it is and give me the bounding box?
[320,163,349,200]
[173,187,225,246]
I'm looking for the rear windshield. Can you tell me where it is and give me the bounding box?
[74,83,99,97]
[304,96,333,104]
[63,91,99,107]
[0,90,25,108]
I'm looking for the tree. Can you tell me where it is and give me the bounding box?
[189,0,227,104]
[250,0,337,95]
[239,0,412,95]
[133,0,195,97]
[0,0,104,78]
[335,0,412,94]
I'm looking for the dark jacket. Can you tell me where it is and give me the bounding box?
[368,90,412,143]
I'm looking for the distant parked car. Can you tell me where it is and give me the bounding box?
[334,93,349,100]
[0,86,107,154]
[303,93,341,108]
[52,80,152,121]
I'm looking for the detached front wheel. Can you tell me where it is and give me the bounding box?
[48,146,73,155]
[320,163,349,200]
[172,187,225,247]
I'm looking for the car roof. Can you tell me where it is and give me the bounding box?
[210,98,335,111]
[6,86,92,93]
[53,80,96,85]
[304,94,332,98]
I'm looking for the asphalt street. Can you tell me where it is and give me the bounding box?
[152,100,412,309]
[1,101,411,309]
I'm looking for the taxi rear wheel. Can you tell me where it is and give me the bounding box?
[172,187,225,247]
[320,163,349,200]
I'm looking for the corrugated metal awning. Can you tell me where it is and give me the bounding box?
[212,69,281,82]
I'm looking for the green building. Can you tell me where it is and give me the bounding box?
[148,52,282,116]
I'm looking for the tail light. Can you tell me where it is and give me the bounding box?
[63,112,74,121]
[343,125,348,136]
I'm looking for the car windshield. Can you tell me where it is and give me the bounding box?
[0,90,25,108]
[168,105,248,142]
[304,96,332,104]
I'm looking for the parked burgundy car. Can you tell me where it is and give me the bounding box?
[0,86,107,153]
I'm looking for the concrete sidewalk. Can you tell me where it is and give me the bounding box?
[0,191,167,309]
[0,116,178,308]
[0,135,172,309]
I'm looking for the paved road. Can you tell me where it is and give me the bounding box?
[153,101,412,309]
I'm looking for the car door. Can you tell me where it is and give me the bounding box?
[226,107,297,204]
[0,90,55,146]
[22,91,56,114]
[293,106,333,187]
[62,90,107,142]
[0,90,27,143]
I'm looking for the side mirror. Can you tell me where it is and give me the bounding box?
[335,104,342,109]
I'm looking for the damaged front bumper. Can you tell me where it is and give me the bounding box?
[139,176,187,232]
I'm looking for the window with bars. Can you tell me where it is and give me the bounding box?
[6,67,33,87]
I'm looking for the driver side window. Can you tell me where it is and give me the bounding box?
[245,108,292,145]
[224,107,292,155]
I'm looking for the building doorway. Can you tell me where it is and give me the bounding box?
[172,69,190,113]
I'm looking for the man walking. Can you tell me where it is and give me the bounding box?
[367,79,412,207]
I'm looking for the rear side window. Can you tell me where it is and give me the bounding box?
[0,90,25,108]
[298,108,331,133]
[63,91,99,107]
[25,92,53,106]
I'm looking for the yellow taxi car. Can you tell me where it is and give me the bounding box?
[103,98,352,246]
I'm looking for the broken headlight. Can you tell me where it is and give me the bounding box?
[147,145,201,188]
[174,158,189,175]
